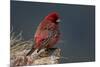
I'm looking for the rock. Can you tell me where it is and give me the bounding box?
[10,48,61,66]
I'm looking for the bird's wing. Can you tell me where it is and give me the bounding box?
[26,29,58,55]
[37,29,58,52]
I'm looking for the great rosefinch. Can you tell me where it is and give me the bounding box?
[26,12,60,56]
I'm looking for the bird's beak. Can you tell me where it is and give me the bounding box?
[56,19,60,23]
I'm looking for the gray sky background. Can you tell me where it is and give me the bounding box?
[11,1,95,63]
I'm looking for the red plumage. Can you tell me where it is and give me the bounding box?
[26,12,60,56]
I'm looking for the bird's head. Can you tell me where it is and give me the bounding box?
[45,12,60,23]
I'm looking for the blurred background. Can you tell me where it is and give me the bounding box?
[11,0,95,63]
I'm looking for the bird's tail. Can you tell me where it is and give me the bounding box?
[26,46,36,56]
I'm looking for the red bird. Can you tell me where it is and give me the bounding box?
[26,12,60,56]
